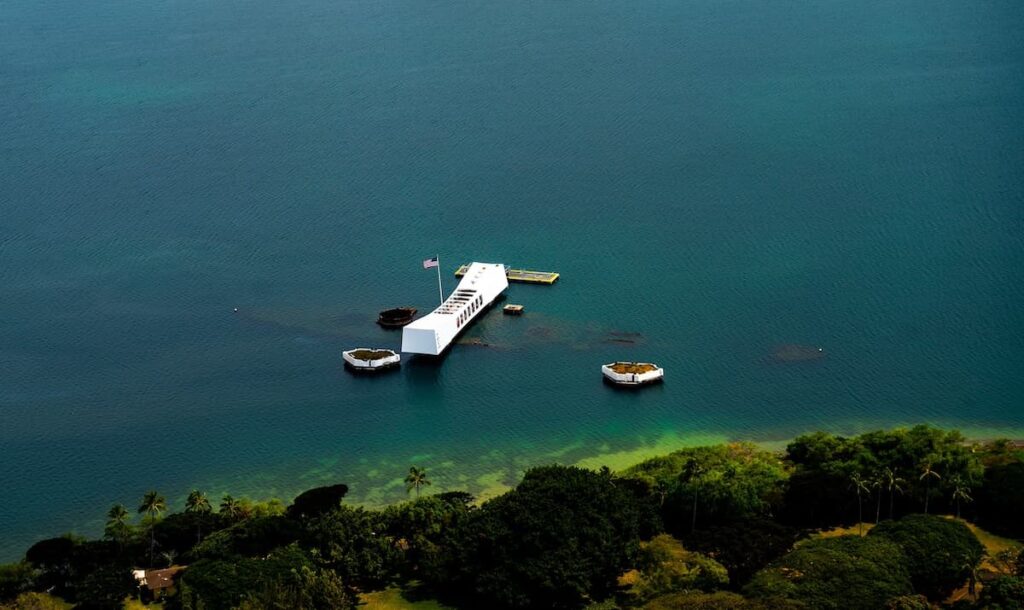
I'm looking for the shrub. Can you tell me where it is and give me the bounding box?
[685,518,801,587]
[0,563,35,602]
[0,592,70,610]
[978,575,1024,609]
[869,514,983,600]
[885,594,931,609]
[628,534,728,602]
[642,590,803,609]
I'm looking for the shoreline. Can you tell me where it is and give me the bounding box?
[4,423,1023,563]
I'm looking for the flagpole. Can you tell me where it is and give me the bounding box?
[435,255,444,305]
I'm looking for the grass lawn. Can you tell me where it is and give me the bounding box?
[812,517,1021,554]
[963,520,1022,559]
[360,587,453,610]
[813,522,876,539]
[0,593,72,609]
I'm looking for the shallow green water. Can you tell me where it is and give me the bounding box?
[1,0,1022,560]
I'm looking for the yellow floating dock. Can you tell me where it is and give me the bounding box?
[455,265,559,285]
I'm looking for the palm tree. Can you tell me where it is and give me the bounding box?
[138,491,167,566]
[405,466,431,497]
[950,475,973,519]
[161,549,178,568]
[104,504,132,548]
[185,490,212,544]
[963,559,980,599]
[654,481,669,508]
[220,494,242,521]
[919,462,941,515]
[883,467,906,520]
[236,499,254,521]
[849,473,870,536]
[682,459,706,533]
[871,473,884,524]
[186,489,211,513]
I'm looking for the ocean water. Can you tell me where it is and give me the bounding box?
[1,0,1022,560]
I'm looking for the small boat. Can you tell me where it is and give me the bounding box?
[343,348,401,372]
[377,307,417,328]
[503,304,524,315]
[601,361,664,386]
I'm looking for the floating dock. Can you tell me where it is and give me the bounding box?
[455,265,559,285]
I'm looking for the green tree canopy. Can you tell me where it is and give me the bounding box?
[977,575,1024,609]
[190,515,303,561]
[868,514,984,600]
[685,518,801,587]
[976,461,1024,539]
[286,484,349,520]
[642,590,803,609]
[383,493,476,579]
[300,505,401,589]
[233,565,357,610]
[24,536,79,596]
[623,443,788,534]
[782,426,983,527]
[884,594,931,610]
[434,465,649,609]
[72,565,135,610]
[178,544,320,610]
[744,535,912,610]
[0,563,35,602]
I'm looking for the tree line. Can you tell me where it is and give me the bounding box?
[1,425,1022,609]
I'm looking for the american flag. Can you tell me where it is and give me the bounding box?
[422,256,439,269]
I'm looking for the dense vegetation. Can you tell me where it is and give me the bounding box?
[868,515,985,599]
[1,425,1022,610]
[744,535,913,609]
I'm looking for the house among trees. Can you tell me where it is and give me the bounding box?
[132,566,186,601]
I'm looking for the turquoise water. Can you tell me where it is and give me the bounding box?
[2,0,1022,560]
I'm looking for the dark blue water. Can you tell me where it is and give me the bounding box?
[2,0,1022,560]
